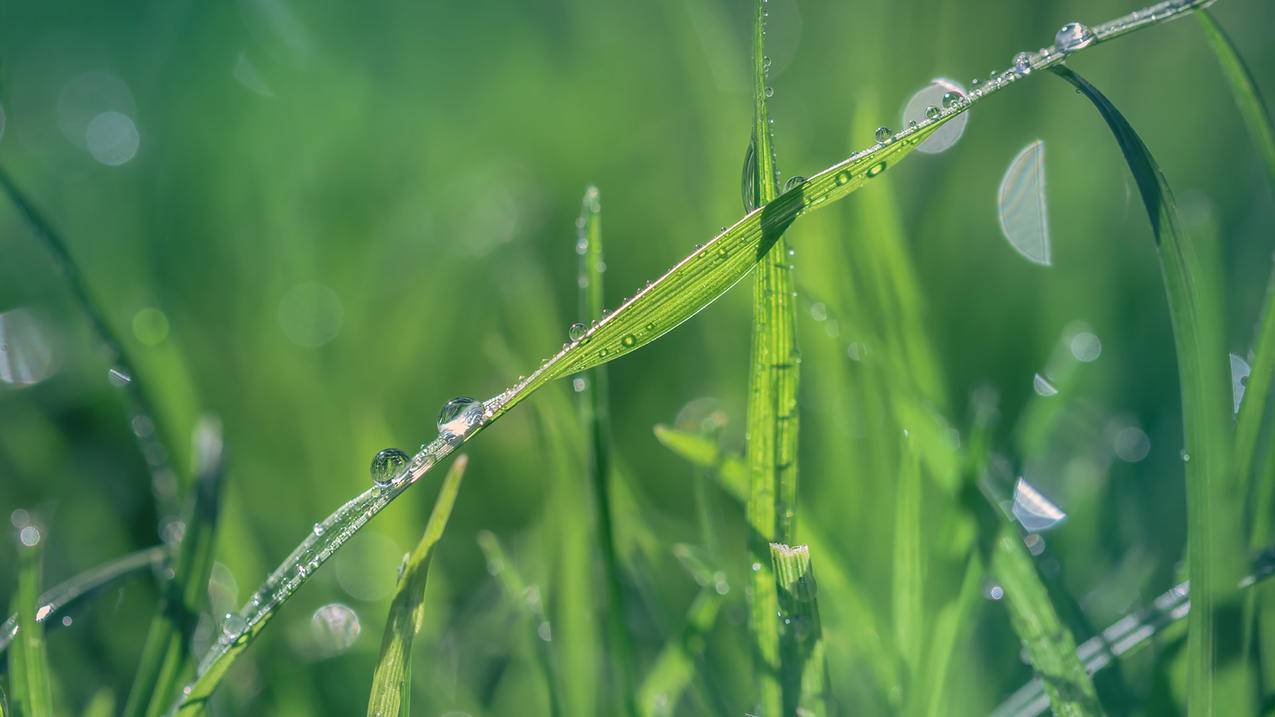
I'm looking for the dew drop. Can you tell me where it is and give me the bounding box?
[1013,51,1032,75]
[1055,22,1095,53]
[764,86,774,98]
[621,334,637,348]
[222,612,246,638]
[568,322,587,341]
[925,105,941,120]
[866,161,886,177]
[970,78,982,90]
[942,91,962,109]
[370,448,409,487]
[834,170,851,185]
[874,126,892,143]
[783,175,806,191]
[437,397,484,443]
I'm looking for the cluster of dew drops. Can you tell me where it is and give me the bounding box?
[368,396,486,488]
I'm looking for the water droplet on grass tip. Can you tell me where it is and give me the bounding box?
[568,322,587,341]
[1055,22,1095,52]
[437,397,484,443]
[874,126,892,143]
[370,448,409,487]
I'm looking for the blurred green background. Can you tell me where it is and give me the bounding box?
[2,0,1274,714]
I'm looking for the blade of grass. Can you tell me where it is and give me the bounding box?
[744,0,800,713]
[476,530,563,717]
[771,544,828,717]
[916,552,984,717]
[637,588,723,717]
[170,5,1209,707]
[366,454,468,717]
[1052,64,1250,716]
[8,526,54,717]
[0,546,165,654]
[575,186,637,717]
[0,168,184,533]
[123,417,226,717]
[82,690,115,717]
[893,434,924,676]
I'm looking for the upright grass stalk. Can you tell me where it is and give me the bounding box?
[366,454,469,717]
[770,544,828,717]
[743,0,801,713]
[637,588,723,717]
[1051,64,1250,716]
[575,186,637,716]
[169,4,1210,708]
[123,418,226,717]
[8,527,53,717]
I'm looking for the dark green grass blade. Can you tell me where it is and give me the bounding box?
[0,167,184,529]
[637,587,723,717]
[0,546,165,654]
[476,530,563,717]
[366,454,468,717]
[1052,64,1249,716]
[9,529,53,717]
[123,418,226,717]
[575,187,637,717]
[743,0,800,713]
[771,544,828,717]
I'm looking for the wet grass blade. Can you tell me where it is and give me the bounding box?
[476,531,562,717]
[1052,64,1250,715]
[771,544,828,717]
[575,187,637,717]
[0,546,165,655]
[366,454,468,717]
[8,529,54,717]
[123,418,226,717]
[743,0,800,712]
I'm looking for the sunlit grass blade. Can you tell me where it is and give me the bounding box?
[770,544,828,717]
[81,690,115,717]
[893,435,923,675]
[476,530,562,717]
[0,546,165,654]
[915,552,983,717]
[123,417,226,717]
[574,186,637,717]
[366,454,468,717]
[1051,64,1250,715]
[8,526,54,717]
[0,167,184,529]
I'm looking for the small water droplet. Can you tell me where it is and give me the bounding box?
[222,612,246,638]
[783,175,806,191]
[970,78,982,90]
[925,105,941,120]
[866,161,887,177]
[1180,448,1191,462]
[621,334,637,348]
[370,448,410,487]
[1055,22,1095,53]
[835,170,851,185]
[437,397,484,443]
[568,322,587,341]
[1013,52,1032,75]
[874,126,892,143]
[312,523,325,536]
[764,86,774,98]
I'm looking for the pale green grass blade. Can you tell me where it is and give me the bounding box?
[992,523,1102,716]
[744,0,800,712]
[81,690,115,717]
[366,454,468,717]
[476,531,562,717]
[917,553,984,717]
[1052,64,1250,716]
[637,588,723,717]
[893,435,924,674]
[771,544,828,717]
[1195,11,1275,192]
[9,527,53,717]
[0,546,165,654]
[575,186,637,717]
[123,418,226,717]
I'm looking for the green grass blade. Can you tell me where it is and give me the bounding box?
[123,418,227,717]
[0,167,184,529]
[637,588,723,717]
[81,690,115,717]
[992,522,1102,716]
[893,434,924,675]
[744,0,797,711]
[575,186,637,717]
[366,454,468,717]
[770,544,828,717]
[0,546,165,655]
[9,526,54,717]
[917,553,984,717]
[476,530,563,717]
[1051,64,1250,716]
[1195,11,1275,192]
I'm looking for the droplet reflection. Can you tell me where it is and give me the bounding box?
[1011,478,1066,532]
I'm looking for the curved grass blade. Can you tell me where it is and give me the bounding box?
[1052,64,1250,716]
[170,5,1210,708]
[0,168,184,533]
[124,418,226,717]
[0,546,165,655]
[575,187,637,717]
[771,544,828,717]
[9,529,54,717]
[476,530,562,717]
[366,454,468,717]
[743,0,797,713]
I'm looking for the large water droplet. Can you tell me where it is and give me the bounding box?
[997,140,1051,266]
[568,322,587,341]
[1055,22,1095,52]
[1231,353,1252,415]
[370,448,409,487]
[942,91,962,109]
[437,397,484,443]
[874,126,892,143]
[1012,478,1066,531]
[222,612,246,638]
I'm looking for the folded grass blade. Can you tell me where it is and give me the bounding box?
[8,527,53,717]
[1051,64,1250,716]
[124,418,226,717]
[366,454,468,717]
